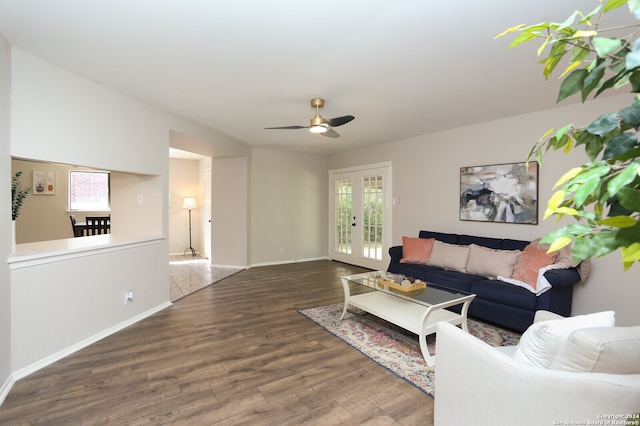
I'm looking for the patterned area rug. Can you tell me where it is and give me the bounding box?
[299,303,520,398]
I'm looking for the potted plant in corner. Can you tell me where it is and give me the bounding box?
[11,171,30,252]
[497,0,640,270]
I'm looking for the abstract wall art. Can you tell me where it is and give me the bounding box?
[460,162,538,224]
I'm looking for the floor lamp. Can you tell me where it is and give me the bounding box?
[183,197,197,256]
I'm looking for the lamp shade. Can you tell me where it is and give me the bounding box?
[183,197,197,209]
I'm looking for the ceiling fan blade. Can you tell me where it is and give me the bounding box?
[325,115,354,127]
[264,125,308,130]
[322,128,340,138]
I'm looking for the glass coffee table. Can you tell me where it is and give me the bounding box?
[340,270,476,368]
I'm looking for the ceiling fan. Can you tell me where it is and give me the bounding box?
[265,98,355,138]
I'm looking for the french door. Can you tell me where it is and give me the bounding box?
[329,162,391,270]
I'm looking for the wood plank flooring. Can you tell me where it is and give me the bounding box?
[0,260,435,425]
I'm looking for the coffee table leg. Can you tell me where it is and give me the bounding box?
[419,306,436,368]
[460,299,472,333]
[340,277,350,320]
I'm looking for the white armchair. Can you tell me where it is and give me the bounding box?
[434,312,640,426]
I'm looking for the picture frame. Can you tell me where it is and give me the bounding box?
[33,170,55,195]
[459,161,538,224]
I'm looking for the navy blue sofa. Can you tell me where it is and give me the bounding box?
[387,230,581,332]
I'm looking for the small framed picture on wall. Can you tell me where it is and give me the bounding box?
[33,170,55,195]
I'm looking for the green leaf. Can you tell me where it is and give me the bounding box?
[495,24,526,39]
[548,236,572,253]
[608,163,640,197]
[564,223,597,235]
[617,187,640,211]
[586,138,605,160]
[602,132,638,160]
[629,0,640,20]
[598,215,638,228]
[621,243,640,265]
[585,112,620,135]
[508,30,540,49]
[619,104,640,127]
[572,30,599,39]
[557,69,588,102]
[555,123,574,141]
[554,167,583,188]
[570,42,591,62]
[593,37,623,58]
[626,39,640,70]
[568,165,611,184]
[574,230,620,260]
[629,69,640,92]
[573,177,600,207]
[604,0,628,12]
[582,61,607,101]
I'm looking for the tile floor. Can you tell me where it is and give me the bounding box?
[168,254,242,302]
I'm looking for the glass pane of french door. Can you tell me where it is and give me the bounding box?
[362,175,383,260]
[335,178,352,255]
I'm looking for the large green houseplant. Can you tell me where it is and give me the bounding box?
[497,0,640,270]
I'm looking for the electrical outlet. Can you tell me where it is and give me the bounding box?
[124,290,134,305]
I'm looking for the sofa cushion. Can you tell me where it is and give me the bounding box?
[549,325,640,374]
[470,280,538,311]
[513,311,616,368]
[389,262,441,282]
[458,234,502,249]
[510,244,558,291]
[418,230,459,244]
[428,241,470,272]
[400,236,434,264]
[426,270,484,292]
[465,244,521,279]
[500,238,529,251]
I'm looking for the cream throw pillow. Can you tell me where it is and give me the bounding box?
[465,244,522,278]
[549,325,640,373]
[427,241,470,273]
[513,311,615,368]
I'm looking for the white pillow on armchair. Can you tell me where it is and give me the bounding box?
[513,311,615,368]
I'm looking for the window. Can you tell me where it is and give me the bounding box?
[69,170,110,211]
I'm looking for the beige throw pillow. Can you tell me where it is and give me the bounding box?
[549,325,640,374]
[513,311,616,368]
[465,244,522,278]
[427,240,470,273]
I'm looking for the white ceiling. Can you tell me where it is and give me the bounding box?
[0,1,634,155]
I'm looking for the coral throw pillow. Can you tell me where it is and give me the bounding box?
[400,237,434,264]
[511,244,558,290]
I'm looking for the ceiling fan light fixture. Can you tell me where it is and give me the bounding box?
[309,124,328,134]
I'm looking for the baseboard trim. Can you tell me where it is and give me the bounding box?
[0,374,16,407]
[250,256,329,268]
[10,301,172,383]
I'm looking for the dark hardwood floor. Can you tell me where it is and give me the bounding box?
[0,261,435,425]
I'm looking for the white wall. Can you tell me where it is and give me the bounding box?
[329,93,640,326]
[10,240,167,372]
[212,156,248,267]
[7,48,170,375]
[10,50,167,175]
[0,32,12,399]
[250,148,328,265]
